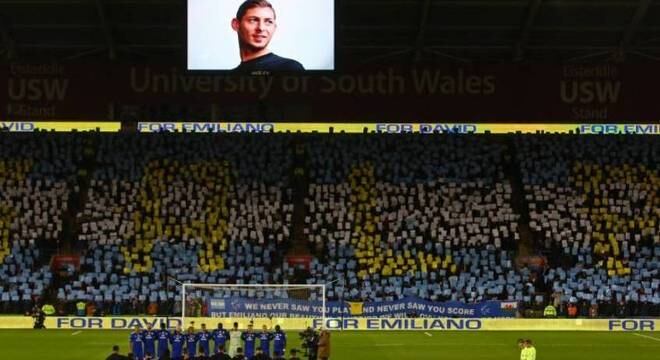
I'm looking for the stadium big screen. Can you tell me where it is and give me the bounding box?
[187,0,335,73]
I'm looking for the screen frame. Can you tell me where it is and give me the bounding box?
[185,0,338,75]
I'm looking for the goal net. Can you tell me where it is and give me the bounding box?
[181,284,327,330]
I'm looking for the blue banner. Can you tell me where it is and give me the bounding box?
[207,297,513,318]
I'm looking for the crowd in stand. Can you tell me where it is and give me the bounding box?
[57,134,294,315]
[0,239,52,314]
[0,134,81,313]
[304,135,530,304]
[517,135,659,316]
[0,133,657,317]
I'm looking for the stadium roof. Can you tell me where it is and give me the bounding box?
[1,0,660,64]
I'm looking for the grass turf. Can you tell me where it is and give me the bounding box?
[0,330,658,360]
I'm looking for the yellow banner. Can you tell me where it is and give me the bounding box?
[1,122,658,134]
[136,122,660,135]
[0,317,657,332]
[0,317,34,329]
[0,121,120,132]
[347,302,364,316]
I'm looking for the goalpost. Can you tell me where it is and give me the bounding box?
[181,283,327,330]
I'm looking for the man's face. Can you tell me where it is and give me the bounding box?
[232,6,277,51]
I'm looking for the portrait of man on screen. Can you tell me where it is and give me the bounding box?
[231,0,305,73]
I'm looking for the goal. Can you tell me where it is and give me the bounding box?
[181,283,327,330]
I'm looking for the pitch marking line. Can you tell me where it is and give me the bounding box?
[424,332,433,337]
[633,333,660,342]
[356,343,658,349]
[71,331,81,336]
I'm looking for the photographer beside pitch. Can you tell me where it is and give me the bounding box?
[300,326,333,360]
[32,304,47,329]
[298,327,318,360]
[106,345,130,360]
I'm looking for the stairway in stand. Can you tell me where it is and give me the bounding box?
[503,136,550,305]
[289,139,311,255]
[285,138,313,284]
[42,135,98,308]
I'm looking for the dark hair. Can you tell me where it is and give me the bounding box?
[236,0,275,20]
[112,345,120,352]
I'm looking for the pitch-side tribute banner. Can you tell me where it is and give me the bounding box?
[207,297,514,318]
[3,63,660,122]
[0,121,658,134]
[135,122,660,135]
[0,317,657,331]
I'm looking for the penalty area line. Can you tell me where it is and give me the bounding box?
[71,331,82,336]
[424,332,433,337]
[632,333,660,342]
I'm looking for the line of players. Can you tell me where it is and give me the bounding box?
[129,322,287,360]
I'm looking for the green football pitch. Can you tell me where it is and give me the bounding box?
[0,330,658,360]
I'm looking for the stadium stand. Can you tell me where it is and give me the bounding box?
[517,135,659,317]
[303,135,529,304]
[0,132,657,318]
[0,134,80,313]
[57,134,294,315]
